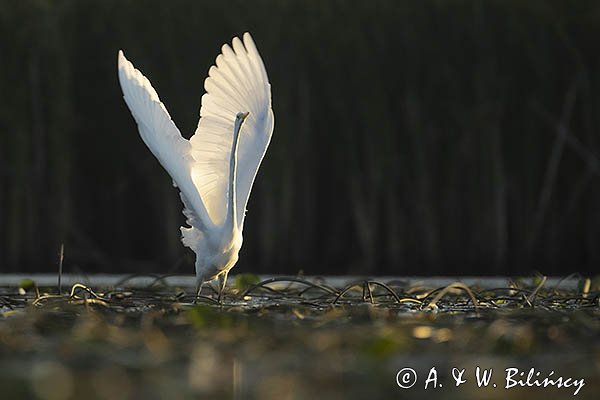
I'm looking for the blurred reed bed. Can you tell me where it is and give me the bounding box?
[1,0,600,275]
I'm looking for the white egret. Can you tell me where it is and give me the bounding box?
[117,32,274,300]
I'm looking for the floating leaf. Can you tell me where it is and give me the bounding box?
[234,273,261,291]
[19,278,36,291]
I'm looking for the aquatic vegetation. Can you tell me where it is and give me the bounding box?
[0,276,598,399]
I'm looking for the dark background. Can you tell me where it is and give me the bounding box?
[1,0,599,277]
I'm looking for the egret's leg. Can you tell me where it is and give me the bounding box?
[194,280,204,304]
[217,271,229,303]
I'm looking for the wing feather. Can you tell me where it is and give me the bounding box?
[118,32,273,238]
[190,32,274,228]
[117,51,214,236]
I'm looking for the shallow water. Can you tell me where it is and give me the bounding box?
[0,275,598,399]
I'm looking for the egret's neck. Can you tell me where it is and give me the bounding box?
[226,114,245,237]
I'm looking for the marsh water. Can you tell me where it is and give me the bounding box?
[0,275,598,399]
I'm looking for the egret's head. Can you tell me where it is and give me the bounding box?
[236,111,250,122]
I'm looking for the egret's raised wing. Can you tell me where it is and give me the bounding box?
[117,51,213,233]
[190,32,274,228]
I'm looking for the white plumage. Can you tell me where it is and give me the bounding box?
[117,33,274,297]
